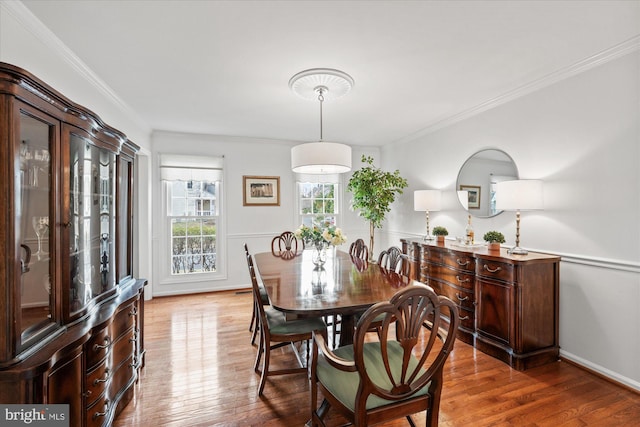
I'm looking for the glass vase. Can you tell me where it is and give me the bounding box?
[311,241,327,267]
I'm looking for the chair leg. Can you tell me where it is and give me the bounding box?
[249,305,255,332]
[251,304,259,346]
[254,327,264,373]
[257,335,270,396]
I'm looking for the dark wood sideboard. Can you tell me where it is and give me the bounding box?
[0,62,145,426]
[401,238,560,370]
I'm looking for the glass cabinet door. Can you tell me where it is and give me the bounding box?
[18,111,55,349]
[67,131,116,315]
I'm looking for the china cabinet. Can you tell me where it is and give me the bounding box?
[402,238,559,370]
[0,63,145,426]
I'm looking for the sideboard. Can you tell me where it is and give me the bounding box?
[401,238,560,370]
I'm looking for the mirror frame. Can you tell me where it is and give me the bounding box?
[456,149,519,218]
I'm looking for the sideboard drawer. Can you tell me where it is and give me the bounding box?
[431,265,474,291]
[476,259,514,282]
[442,251,475,272]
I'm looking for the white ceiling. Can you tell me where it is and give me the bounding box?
[21,0,640,146]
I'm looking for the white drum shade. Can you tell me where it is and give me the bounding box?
[291,142,352,174]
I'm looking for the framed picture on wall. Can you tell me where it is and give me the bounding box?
[243,176,280,206]
[459,184,481,209]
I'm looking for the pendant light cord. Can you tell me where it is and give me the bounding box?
[317,87,325,141]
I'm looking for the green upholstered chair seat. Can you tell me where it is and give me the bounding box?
[316,341,430,412]
[258,284,270,305]
[265,307,326,335]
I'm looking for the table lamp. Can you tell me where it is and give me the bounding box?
[414,190,442,241]
[495,179,543,255]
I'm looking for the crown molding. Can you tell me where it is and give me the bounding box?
[2,1,150,135]
[393,35,640,146]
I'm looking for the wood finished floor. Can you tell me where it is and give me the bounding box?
[113,290,640,427]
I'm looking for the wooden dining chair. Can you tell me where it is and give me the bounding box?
[348,238,369,261]
[310,284,459,427]
[245,243,270,346]
[377,246,409,277]
[247,254,328,396]
[271,231,304,259]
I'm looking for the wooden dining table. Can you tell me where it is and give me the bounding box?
[253,249,415,346]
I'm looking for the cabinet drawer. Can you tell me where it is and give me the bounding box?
[431,265,474,290]
[86,328,112,369]
[458,307,474,330]
[431,279,474,310]
[86,394,111,427]
[109,355,136,402]
[476,259,514,282]
[111,329,135,369]
[425,249,442,264]
[111,301,137,339]
[85,362,110,406]
[442,251,475,272]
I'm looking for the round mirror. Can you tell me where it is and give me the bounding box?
[456,149,518,218]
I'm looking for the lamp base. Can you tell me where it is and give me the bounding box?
[508,246,529,255]
[423,235,434,241]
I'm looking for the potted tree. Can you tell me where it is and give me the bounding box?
[483,230,505,252]
[347,155,408,260]
[432,226,448,244]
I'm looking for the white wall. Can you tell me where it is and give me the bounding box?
[150,132,379,295]
[382,50,640,390]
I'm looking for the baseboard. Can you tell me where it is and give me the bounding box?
[559,351,640,395]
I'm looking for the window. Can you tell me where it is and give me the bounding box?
[168,180,218,275]
[159,154,224,283]
[298,182,339,227]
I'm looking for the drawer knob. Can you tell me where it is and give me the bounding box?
[456,259,470,266]
[455,293,469,302]
[129,307,138,316]
[93,336,111,351]
[455,275,470,284]
[459,315,469,321]
[92,399,110,420]
[93,368,111,385]
[483,264,502,273]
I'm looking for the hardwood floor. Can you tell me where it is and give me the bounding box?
[114,290,640,427]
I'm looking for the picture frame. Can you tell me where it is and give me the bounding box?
[243,175,280,206]
[459,184,481,209]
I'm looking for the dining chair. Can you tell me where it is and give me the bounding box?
[245,243,270,346]
[247,254,328,396]
[271,231,304,259]
[377,246,410,277]
[348,238,369,261]
[310,284,459,427]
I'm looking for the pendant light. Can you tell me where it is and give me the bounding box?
[289,68,353,174]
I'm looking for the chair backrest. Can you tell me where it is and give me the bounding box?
[271,231,303,259]
[377,246,409,276]
[349,239,369,261]
[352,284,459,414]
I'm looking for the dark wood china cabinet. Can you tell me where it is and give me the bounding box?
[0,63,145,426]
[402,238,560,371]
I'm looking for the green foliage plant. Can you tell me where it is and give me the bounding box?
[483,230,505,243]
[347,155,408,260]
[432,226,449,236]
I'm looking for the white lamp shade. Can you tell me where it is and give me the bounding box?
[495,179,544,211]
[291,142,352,174]
[414,190,442,212]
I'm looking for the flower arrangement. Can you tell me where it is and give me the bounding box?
[294,223,347,247]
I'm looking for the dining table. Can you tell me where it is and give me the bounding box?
[253,248,415,347]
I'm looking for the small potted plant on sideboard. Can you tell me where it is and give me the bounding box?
[483,230,505,252]
[432,226,448,244]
